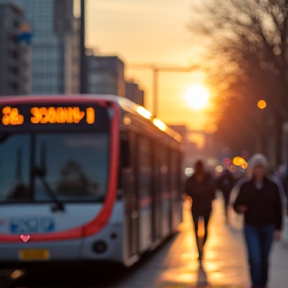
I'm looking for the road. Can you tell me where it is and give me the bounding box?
[1,195,288,288]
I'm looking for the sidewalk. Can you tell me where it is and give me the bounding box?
[114,195,288,288]
[156,196,250,287]
[156,195,288,287]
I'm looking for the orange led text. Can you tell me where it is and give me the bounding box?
[2,107,24,125]
[30,107,95,124]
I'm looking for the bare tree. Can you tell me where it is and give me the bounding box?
[190,0,288,165]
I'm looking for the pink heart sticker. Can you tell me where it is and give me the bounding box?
[20,234,30,243]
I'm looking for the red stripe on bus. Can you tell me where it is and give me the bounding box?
[82,101,119,237]
[0,99,119,243]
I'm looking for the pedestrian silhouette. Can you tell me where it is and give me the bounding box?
[217,168,236,223]
[233,154,285,288]
[185,160,216,261]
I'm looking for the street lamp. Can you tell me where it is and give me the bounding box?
[80,0,87,93]
[128,64,199,116]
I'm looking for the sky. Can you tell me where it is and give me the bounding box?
[74,0,210,132]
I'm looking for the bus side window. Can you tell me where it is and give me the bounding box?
[121,132,131,169]
[118,132,131,191]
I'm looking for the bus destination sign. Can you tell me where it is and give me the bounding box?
[2,106,96,126]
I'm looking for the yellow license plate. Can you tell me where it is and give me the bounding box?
[19,249,50,260]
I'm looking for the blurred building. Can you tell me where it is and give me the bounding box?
[68,17,80,94]
[125,81,144,106]
[0,3,31,95]
[87,55,126,97]
[2,0,80,94]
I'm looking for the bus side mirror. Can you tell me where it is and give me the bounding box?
[121,138,131,168]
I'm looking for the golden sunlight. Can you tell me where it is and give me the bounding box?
[184,85,210,110]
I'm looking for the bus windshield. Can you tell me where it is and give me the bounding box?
[0,132,110,203]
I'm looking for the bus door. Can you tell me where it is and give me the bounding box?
[152,141,161,242]
[123,131,139,257]
[159,146,170,238]
[137,135,152,252]
[170,149,181,231]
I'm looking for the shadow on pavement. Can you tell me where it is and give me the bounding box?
[195,264,211,288]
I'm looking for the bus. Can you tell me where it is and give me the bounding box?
[0,95,183,268]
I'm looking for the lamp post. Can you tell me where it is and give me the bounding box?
[80,0,87,93]
[129,64,198,117]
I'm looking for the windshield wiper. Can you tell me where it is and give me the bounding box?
[33,141,64,212]
[33,166,65,212]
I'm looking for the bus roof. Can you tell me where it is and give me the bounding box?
[0,94,182,143]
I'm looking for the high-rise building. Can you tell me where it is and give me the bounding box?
[1,0,80,94]
[0,3,31,96]
[87,55,126,97]
[66,17,80,94]
[125,81,144,106]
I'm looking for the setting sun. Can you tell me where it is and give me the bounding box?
[184,85,210,110]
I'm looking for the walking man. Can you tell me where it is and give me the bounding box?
[233,154,285,288]
[185,160,216,261]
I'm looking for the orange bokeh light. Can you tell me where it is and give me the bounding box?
[258,100,266,109]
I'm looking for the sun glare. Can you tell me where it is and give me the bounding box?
[184,85,210,110]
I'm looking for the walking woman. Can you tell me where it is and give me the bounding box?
[233,154,285,288]
[185,160,216,261]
